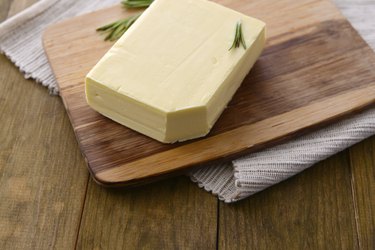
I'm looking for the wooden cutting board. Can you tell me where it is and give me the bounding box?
[43,0,375,187]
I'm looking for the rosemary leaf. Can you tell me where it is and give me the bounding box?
[229,21,247,51]
[96,21,119,32]
[109,23,126,41]
[122,0,153,8]
[97,13,142,41]
[97,0,153,41]
[239,23,247,49]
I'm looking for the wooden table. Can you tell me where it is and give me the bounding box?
[0,0,374,249]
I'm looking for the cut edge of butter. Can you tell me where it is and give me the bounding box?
[86,80,210,142]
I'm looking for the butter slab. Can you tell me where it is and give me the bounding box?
[86,0,266,143]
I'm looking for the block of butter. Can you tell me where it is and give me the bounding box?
[86,0,266,143]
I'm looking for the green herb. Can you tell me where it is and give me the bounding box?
[97,0,153,41]
[122,0,153,8]
[229,21,247,51]
[96,13,142,41]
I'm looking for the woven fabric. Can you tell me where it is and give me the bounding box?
[1,0,374,202]
[191,108,375,202]
[0,0,118,94]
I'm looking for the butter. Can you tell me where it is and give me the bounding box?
[86,0,266,143]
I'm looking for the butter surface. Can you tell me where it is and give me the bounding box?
[86,0,266,143]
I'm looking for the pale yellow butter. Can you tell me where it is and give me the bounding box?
[86,0,266,143]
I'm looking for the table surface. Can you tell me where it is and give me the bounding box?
[0,0,374,249]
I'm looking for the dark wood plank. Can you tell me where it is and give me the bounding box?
[0,53,89,249]
[218,152,359,249]
[43,0,375,186]
[77,177,217,249]
[0,1,89,247]
[349,136,375,249]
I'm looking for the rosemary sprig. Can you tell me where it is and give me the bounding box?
[229,21,247,51]
[97,13,142,41]
[122,0,153,8]
[97,0,153,41]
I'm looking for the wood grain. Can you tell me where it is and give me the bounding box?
[218,152,359,249]
[0,37,89,249]
[1,0,375,248]
[1,2,217,249]
[43,0,375,186]
[0,2,89,249]
[77,177,217,249]
[97,87,375,184]
[349,137,375,249]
